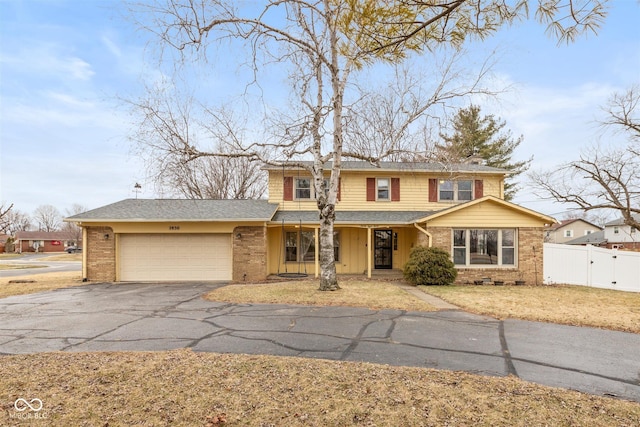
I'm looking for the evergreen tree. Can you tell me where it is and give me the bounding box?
[438,105,531,201]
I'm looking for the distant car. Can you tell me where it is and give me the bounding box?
[66,246,81,253]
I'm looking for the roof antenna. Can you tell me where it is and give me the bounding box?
[134,183,142,199]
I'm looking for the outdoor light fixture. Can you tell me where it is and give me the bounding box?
[236,233,242,239]
[104,234,110,240]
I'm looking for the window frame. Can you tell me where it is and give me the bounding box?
[294,178,312,200]
[452,228,517,267]
[294,178,332,200]
[376,178,390,201]
[439,179,474,202]
[284,230,340,263]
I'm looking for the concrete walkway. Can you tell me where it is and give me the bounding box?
[0,282,638,402]
[396,283,460,310]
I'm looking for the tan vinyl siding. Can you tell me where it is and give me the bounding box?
[268,170,503,211]
[424,202,549,228]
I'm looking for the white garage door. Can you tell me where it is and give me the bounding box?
[119,234,232,281]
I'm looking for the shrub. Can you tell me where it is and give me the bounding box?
[403,246,457,286]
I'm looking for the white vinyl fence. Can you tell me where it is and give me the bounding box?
[543,243,640,292]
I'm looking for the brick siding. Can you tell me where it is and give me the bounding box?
[85,226,116,282]
[233,225,268,282]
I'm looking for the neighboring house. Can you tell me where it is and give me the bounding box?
[65,161,556,284]
[14,231,79,253]
[545,219,602,244]
[602,214,640,251]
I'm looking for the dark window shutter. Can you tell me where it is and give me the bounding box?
[474,179,484,199]
[337,178,341,201]
[283,176,293,201]
[428,178,438,202]
[391,178,400,201]
[366,178,375,201]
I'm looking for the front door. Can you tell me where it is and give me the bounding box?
[374,229,393,269]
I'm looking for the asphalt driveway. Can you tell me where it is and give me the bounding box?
[0,282,638,402]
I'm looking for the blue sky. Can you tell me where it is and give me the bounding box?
[1,0,639,220]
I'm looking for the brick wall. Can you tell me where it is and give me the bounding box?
[422,226,544,285]
[233,225,268,282]
[85,226,116,282]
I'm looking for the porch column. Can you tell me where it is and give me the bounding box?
[367,227,372,279]
[314,227,319,278]
[82,226,87,279]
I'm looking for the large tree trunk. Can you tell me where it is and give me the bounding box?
[318,203,339,291]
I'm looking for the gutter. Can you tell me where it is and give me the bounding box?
[413,223,432,247]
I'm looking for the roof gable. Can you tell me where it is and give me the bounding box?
[549,218,602,231]
[416,196,557,227]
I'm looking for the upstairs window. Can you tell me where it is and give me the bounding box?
[377,178,390,200]
[367,177,400,201]
[439,180,473,201]
[295,178,311,200]
[564,230,573,238]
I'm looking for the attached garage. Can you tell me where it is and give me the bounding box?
[119,234,232,281]
[65,199,278,283]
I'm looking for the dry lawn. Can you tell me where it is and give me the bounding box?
[0,264,46,270]
[37,253,82,262]
[420,284,640,333]
[206,278,437,312]
[0,271,83,299]
[2,350,638,427]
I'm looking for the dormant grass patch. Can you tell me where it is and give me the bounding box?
[0,271,83,299]
[1,350,638,427]
[206,279,438,312]
[420,284,640,333]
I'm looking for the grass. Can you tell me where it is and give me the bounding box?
[1,349,638,426]
[205,278,438,312]
[0,252,81,269]
[0,271,83,299]
[0,264,47,270]
[37,253,82,262]
[420,284,640,334]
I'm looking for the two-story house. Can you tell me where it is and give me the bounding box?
[66,162,556,284]
[602,214,640,251]
[545,219,603,244]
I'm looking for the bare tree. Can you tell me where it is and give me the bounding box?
[531,86,640,231]
[2,208,32,235]
[0,203,13,234]
[32,205,62,232]
[343,54,498,162]
[62,204,88,244]
[131,0,609,290]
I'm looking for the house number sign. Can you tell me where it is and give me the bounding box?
[169,226,180,230]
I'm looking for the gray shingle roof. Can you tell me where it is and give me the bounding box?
[263,161,508,174]
[565,230,607,245]
[604,214,640,227]
[66,199,279,222]
[272,210,434,224]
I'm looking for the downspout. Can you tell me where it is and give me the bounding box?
[414,223,432,247]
